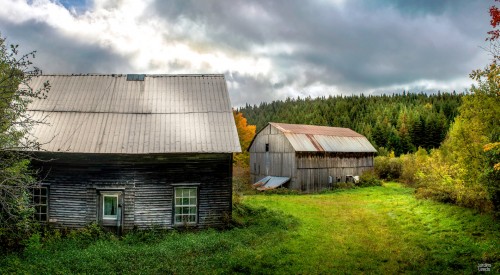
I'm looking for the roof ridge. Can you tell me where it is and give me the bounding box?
[34,73,225,77]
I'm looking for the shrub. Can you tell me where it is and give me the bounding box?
[412,149,493,212]
[374,154,402,180]
[400,148,428,186]
[357,170,382,187]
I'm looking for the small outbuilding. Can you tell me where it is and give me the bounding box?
[26,74,241,232]
[249,122,376,192]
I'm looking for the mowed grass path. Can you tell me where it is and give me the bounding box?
[1,183,499,274]
[243,182,500,274]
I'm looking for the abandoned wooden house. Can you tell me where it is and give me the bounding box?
[26,74,241,232]
[249,122,377,192]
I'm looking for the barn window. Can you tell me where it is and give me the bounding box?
[32,186,48,222]
[174,187,198,225]
[265,143,269,152]
[103,194,119,220]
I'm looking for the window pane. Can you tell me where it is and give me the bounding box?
[104,196,117,216]
[174,187,197,225]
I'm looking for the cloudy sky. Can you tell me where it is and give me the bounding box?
[0,0,493,106]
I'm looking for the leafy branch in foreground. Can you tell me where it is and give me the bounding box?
[0,34,50,249]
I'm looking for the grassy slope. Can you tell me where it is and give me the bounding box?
[1,183,499,274]
[245,183,500,273]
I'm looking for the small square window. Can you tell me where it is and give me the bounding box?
[174,187,198,225]
[265,143,269,152]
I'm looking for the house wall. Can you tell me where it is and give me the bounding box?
[295,152,374,192]
[32,153,233,231]
[249,124,296,185]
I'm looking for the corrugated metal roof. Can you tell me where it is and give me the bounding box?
[270,122,376,153]
[26,74,241,154]
[271,122,363,137]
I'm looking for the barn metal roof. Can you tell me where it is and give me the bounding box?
[26,74,241,154]
[270,122,377,153]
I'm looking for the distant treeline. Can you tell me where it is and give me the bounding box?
[238,92,463,156]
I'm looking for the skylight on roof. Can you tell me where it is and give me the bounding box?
[126,74,145,81]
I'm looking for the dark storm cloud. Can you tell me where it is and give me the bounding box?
[151,0,490,99]
[0,19,132,74]
[226,72,280,106]
[0,0,492,106]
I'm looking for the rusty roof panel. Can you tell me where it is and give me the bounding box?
[274,123,376,153]
[26,74,241,154]
[271,122,363,137]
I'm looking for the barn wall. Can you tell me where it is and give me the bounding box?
[32,153,233,230]
[249,124,295,184]
[295,152,374,192]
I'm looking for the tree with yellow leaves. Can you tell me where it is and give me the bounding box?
[233,110,256,167]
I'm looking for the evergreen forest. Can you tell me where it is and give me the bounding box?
[238,92,463,156]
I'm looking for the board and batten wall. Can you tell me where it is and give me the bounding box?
[249,124,375,192]
[32,153,233,231]
[294,152,374,192]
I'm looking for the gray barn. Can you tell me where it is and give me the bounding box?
[26,74,241,232]
[249,122,376,192]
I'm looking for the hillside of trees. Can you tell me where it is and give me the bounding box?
[238,92,463,156]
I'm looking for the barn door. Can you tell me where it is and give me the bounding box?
[265,143,270,175]
[98,191,123,234]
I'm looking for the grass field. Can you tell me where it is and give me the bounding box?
[1,183,499,274]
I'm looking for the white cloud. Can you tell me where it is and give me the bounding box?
[1,0,275,77]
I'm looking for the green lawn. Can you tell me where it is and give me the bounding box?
[1,183,499,274]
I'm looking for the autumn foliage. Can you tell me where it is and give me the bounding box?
[487,0,500,41]
[233,110,256,167]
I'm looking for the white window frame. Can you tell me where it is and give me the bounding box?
[102,194,119,220]
[174,187,198,225]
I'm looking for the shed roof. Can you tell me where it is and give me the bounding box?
[26,74,241,154]
[269,122,377,153]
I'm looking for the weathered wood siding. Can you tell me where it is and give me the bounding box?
[295,152,374,192]
[32,153,233,230]
[249,124,376,192]
[249,124,295,185]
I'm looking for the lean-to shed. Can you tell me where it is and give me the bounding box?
[249,122,376,192]
[26,74,241,232]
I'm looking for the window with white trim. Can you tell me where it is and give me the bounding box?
[174,187,197,225]
[32,186,48,222]
[103,194,118,220]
